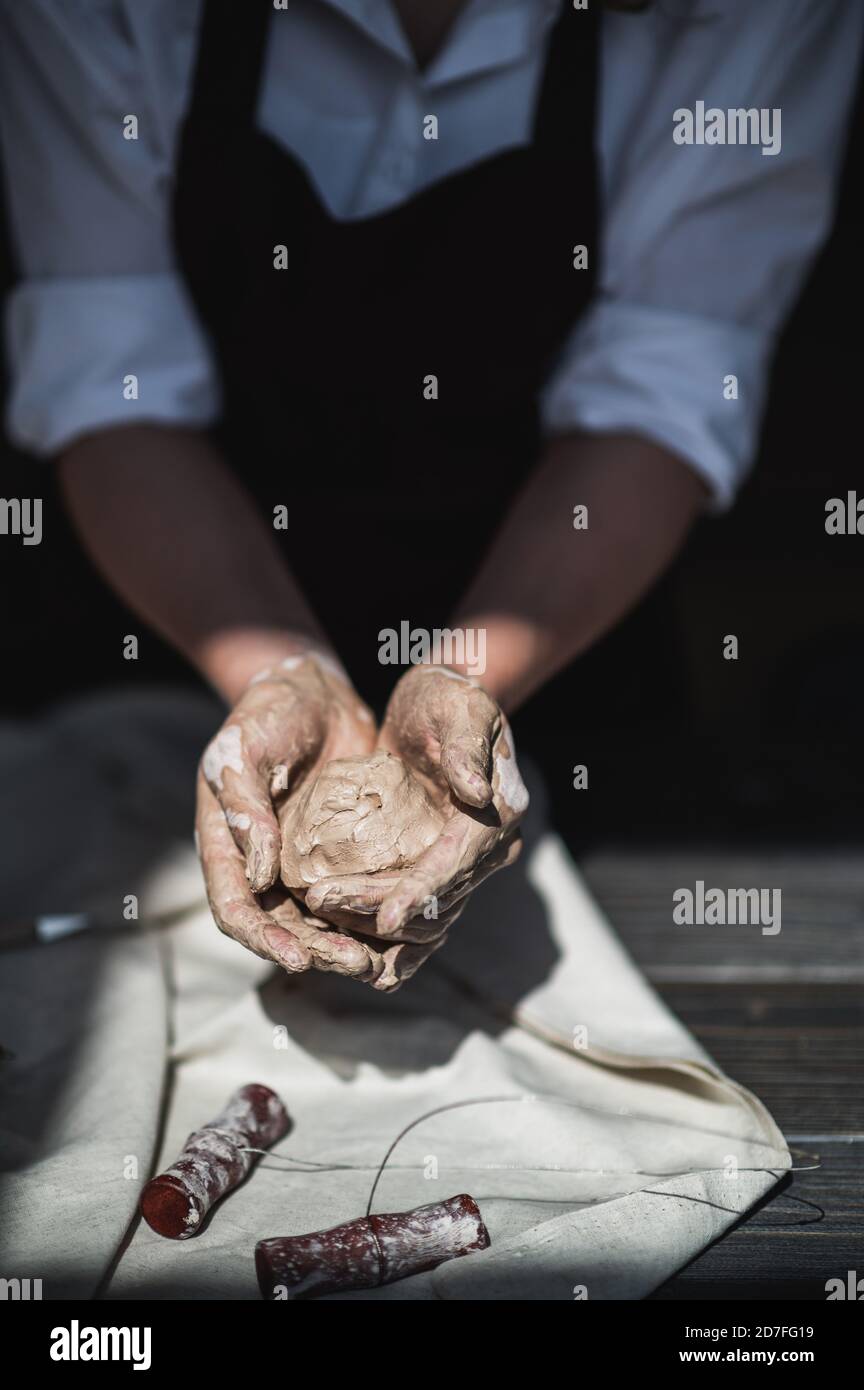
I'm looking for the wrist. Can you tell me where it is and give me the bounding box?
[195,627,346,705]
[445,614,552,713]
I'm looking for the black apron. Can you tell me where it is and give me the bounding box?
[172,0,600,711]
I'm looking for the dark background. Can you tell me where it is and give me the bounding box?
[1,76,862,852]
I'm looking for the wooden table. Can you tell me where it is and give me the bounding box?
[578,848,864,1300]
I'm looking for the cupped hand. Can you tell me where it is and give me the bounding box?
[303,666,527,955]
[196,652,381,976]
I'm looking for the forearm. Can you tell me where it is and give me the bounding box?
[58,426,335,702]
[450,432,709,712]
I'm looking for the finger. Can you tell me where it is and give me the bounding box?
[372,935,448,993]
[265,888,397,989]
[374,900,463,945]
[312,819,522,934]
[386,837,521,936]
[490,727,530,820]
[375,820,477,936]
[306,874,461,942]
[461,829,523,888]
[375,816,525,938]
[265,894,383,981]
[201,723,281,893]
[197,775,311,973]
[305,872,403,918]
[438,691,500,808]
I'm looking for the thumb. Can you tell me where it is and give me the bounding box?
[201,726,281,893]
[438,693,500,808]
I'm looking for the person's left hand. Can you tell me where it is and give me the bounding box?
[304,666,526,953]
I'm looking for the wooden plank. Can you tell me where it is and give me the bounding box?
[651,1141,864,1299]
[652,981,863,1135]
[578,849,864,979]
[570,848,864,1292]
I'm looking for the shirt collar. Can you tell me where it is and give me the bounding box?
[310,0,562,87]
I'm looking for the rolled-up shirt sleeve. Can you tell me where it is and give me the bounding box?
[0,0,219,456]
[6,273,219,455]
[541,0,864,509]
[542,299,769,510]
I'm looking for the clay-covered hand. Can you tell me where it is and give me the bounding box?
[196,653,381,977]
[278,749,452,990]
[302,666,527,950]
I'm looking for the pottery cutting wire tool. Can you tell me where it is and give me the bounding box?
[139,1082,819,1299]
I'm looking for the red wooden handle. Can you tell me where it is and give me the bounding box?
[141,1083,289,1239]
[255,1193,489,1298]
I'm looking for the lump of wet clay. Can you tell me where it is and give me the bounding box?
[280,750,444,905]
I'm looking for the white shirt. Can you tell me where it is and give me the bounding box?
[0,0,861,507]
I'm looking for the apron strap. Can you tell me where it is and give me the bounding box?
[186,0,272,129]
[533,0,600,151]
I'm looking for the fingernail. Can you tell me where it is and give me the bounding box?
[375,968,402,993]
[248,831,278,891]
[377,905,403,935]
[332,939,370,970]
[312,887,340,910]
[247,848,266,890]
[277,944,308,971]
[469,774,492,804]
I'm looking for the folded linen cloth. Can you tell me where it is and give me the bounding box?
[0,691,788,1300]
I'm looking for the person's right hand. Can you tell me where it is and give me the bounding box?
[196,652,381,978]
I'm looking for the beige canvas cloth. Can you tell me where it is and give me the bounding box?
[0,691,788,1300]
